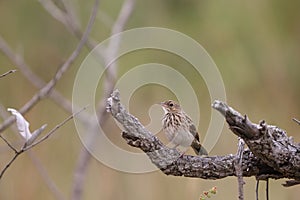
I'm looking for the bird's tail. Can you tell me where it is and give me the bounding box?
[191,140,208,156]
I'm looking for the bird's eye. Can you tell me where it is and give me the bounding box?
[169,103,174,107]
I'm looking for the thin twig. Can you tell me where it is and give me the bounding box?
[0,104,18,152]
[0,0,97,133]
[0,105,87,180]
[282,179,300,187]
[96,0,136,117]
[24,105,88,150]
[59,0,81,31]
[38,0,71,30]
[266,179,269,200]
[256,180,259,200]
[293,118,300,126]
[0,35,73,113]
[0,103,65,199]
[235,137,245,200]
[0,135,17,153]
[0,69,17,79]
[39,0,98,51]
[71,1,135,200]
[0,34,90,126]
[0,152,21,179]
[0,37,39,85]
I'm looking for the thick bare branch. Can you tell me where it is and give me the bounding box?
[212,100,300,181]
[106,90,291,181]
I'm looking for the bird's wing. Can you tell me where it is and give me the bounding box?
[189,123,200,142]
[184,113,200,142]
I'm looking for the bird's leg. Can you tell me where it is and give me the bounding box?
[171,144,186,158]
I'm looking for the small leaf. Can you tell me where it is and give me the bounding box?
[7,108,31,140]
[24,124,47,147]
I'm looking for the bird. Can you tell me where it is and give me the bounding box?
[159,100,208,156]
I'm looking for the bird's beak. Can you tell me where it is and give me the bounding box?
[157,102,165,107]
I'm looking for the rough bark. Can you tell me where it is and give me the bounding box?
[106,90,300,185]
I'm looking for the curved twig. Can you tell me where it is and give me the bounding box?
[0,69,17,79]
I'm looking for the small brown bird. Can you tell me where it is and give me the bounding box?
[159,100,208,156]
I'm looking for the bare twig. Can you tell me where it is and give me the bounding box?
[39,0,98,51]
[256,180,259,200]
[0,36,73,113]
[293,118,300,126]
[110,0,135,35]
[0,103,65,199]
[256,179,269,200]
[266,179,269,200]
[0,33,92,128]
[59,0,81,30]
[282,179,300,187]
[235,138,245,200]
[0,104,18,152]
[96,0,136,117]
[0,69,17,79]
[71,1,135,199]
[0,135,17,153]
[0,152,21,179]
[24,105,88,150]
[0,105,87,180]
[0,0,98,133]
[38,0,73,31]
[39,0,81,37]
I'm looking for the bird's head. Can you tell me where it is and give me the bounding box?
[159,100,181,113]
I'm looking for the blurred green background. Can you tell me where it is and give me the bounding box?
[0,0,300,199]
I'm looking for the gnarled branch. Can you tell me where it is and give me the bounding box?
[107,90,300,186]
[212,101,300,182]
